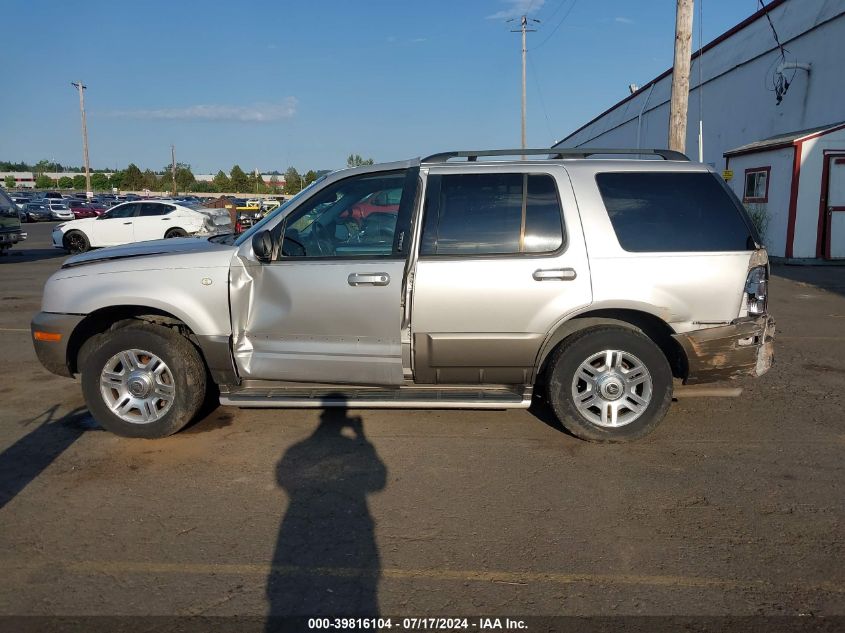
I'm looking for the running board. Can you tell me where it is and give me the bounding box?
[220,386,532,409]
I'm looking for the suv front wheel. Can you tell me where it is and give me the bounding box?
[547,326,673,442]
[80,322,207,438]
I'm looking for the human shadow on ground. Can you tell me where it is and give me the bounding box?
[0,405,95,510]
[266,396,387,623]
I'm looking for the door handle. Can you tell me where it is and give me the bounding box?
[123,222,132,225]
[348,272,390,286]
[533,268,577,281]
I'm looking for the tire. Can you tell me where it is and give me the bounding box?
[62,230,90,254]
[546,326,673,442]
[165,228,188,238]
[80,322,207,438]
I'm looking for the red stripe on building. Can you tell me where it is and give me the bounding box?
[785,142,803,259]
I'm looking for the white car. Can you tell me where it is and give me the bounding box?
[46,201,75,221]
[51,200,232,253]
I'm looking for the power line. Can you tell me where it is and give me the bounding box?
[528,55,556,144]
[536,0,568,24]
[531,0,578,50]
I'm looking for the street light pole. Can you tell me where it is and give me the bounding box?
[71,81,91,197]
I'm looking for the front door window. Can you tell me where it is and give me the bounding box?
[280,172,407,258]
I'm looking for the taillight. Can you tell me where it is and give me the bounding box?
[745,266,768,316]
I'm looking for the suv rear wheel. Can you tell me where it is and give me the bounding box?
[80,322,207,438]
[546,326,672,442]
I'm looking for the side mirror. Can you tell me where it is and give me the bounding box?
[252,230,274,263]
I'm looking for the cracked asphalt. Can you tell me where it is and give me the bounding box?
[0,223,843,622]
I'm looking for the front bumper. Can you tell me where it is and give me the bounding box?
[31,312,86,378]
[0,231,25,246]
[674,315,775,384]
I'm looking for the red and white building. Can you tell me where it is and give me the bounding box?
[554,0,845,260]
[725,122,845,259]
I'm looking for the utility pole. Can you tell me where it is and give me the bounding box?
[170,145,177,196]
[71,81,91,197]
[668,0,694,153]
[511,15,538,155]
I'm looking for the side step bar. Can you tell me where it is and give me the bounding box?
[220,386,532,409]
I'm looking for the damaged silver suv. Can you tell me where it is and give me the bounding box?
[31,148,774,442]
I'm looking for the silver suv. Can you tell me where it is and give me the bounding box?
[31,148,774,442]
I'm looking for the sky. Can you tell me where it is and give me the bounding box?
[2,0,763,174]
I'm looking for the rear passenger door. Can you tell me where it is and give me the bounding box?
[90,202,139,246]
[410,167,592,384]
[134,202,175,242]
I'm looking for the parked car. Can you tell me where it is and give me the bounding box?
[23,202,52,222]
[0,189,26,254]
[234,211,259,234]
[40,191,64,200]
[31,148,774,442]
[11,195,31,212]
[69,202,102,219]
[46,201,75,221]
[50,199,233,253]
[339,187,402,224]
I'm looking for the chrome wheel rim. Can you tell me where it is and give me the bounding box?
[571,349,652,428]
[99,349,175,424]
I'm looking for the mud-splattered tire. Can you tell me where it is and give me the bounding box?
[546,326,673,442]
[80,322,207,438]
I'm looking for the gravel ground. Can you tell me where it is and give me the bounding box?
[0,223,843,625]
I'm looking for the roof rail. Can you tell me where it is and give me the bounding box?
[421,148,689,163]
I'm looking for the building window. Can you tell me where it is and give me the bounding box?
[743,167,770,203]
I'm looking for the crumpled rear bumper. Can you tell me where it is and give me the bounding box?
[673,315,775,384]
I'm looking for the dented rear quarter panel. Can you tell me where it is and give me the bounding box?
[564,160,755,332]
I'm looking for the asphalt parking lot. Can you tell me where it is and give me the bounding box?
[1,223,844,622]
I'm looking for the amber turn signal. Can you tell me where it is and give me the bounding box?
[33,331,62,342]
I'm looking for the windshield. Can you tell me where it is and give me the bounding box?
[232,175,329,247]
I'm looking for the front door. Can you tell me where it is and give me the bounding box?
[410,167,593,384]
[91,202,139,246]
[823,153,845,259]
[230,168,418,385]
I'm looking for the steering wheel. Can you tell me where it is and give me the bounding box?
[311,221,334,256]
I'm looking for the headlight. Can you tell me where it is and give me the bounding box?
[744,266,768,316]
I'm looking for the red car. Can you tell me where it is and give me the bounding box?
[340,188,402,224]
[70,203,106,219]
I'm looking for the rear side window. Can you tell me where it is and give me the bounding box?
[139,203,173,216]
[420,173,564,256]
[595,172,754,252]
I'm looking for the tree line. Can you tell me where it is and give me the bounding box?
[2,154,375,194]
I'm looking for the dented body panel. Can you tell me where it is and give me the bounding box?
[674,315,775,384]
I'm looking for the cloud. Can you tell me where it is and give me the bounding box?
[387,35,428,44]
[486,0,545,20]
[614,16,634,24]
[108,98,298,123]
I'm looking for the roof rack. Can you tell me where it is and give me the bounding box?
[421,148,689,163]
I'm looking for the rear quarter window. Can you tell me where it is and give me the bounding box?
[595,172,755,252]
